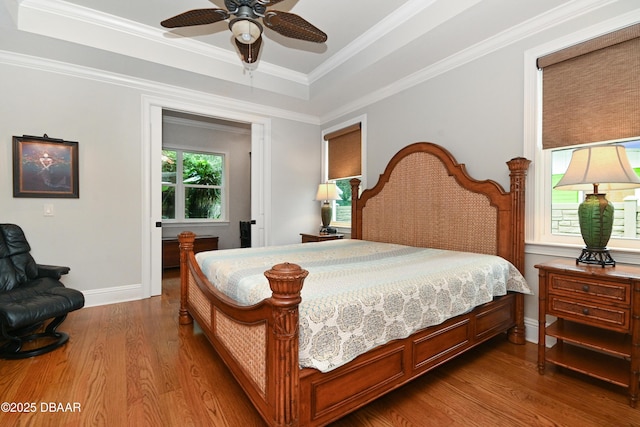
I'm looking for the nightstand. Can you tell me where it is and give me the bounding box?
[536,259,640,407]
[300,233,344,243]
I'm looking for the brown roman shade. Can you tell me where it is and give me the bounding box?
[324,123,361,180]
[538,23,640,150]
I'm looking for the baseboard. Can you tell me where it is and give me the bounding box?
[82,284,143,307]
[524,316,538,344]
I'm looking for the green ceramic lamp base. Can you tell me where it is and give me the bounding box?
[320,202,332,232]
[577,193,615,267]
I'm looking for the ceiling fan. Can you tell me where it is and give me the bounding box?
[161,0,327,64]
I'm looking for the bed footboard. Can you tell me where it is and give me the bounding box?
[179,231,308,427]
[179,233,524,427]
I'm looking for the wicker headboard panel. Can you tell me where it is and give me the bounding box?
[351,143,530,268]
[360,152,498,254]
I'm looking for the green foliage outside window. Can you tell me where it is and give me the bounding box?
[333,178,357,223]
[162,150,224,220]
[335,179,352,206]
[162,150,176,219]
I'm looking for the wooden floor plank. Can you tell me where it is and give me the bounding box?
[1,270,639,426]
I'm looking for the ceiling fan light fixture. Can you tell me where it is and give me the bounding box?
[230,18,262,44]
[162,3,326,67]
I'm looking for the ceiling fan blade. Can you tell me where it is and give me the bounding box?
[260,0,288,5]
[161,9,229,28]
[235,37,263,64]
[263,11,327,43]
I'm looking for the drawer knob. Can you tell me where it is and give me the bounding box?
[582,308,590,315]
[582,285,590,292]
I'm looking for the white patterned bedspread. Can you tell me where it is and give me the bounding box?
[196,239,531,373]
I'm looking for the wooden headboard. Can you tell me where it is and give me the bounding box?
[350,143,530,272]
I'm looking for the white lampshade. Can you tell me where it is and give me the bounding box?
[315,183,340,201]
[230,18,262,44]
[554,145,640,192]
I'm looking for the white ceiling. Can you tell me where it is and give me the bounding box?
[1,0,627,120]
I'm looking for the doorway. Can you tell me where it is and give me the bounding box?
[161,110,252,250]
[142,95,271,298]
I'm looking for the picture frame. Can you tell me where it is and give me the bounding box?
[13,135,79,198]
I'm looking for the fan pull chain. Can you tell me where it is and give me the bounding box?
[243,62,255,89]
[244,41,256,87]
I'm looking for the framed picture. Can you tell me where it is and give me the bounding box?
[13,135,79,198]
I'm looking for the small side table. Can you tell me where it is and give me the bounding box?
[536,259,640,407]
[300,233,344,243]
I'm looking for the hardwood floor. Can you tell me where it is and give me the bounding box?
[1,269,639,426]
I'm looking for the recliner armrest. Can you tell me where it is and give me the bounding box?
[36,264,70,280]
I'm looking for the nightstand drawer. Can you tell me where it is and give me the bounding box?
[548,296,630,331]
[549,274,630,305]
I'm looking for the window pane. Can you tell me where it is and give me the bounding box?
[551,140,640,238]
[185,187,221,219]
[334,178,354,223]
[162,150,177,184]
[183,152,222,186]
[161,148,225,222]
[162,186,175,219]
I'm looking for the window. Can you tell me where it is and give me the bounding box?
[161,149,226,221]
[526,22,640,253]
[322,118,366,228]
[551,139,640,239]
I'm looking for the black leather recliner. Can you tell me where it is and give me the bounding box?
[0,224,85,359]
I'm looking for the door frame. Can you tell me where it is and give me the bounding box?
[141,95,271,297]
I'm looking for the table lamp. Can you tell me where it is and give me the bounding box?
[315,183,340,233]
[554,145,640,266]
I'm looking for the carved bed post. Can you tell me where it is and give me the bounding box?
[178,231,195,325]
[350,178,362,240]
[507,157,530,273]
[506,157,531,344]
[265,263,309,427]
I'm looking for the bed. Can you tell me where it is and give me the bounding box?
[178,142,531,426]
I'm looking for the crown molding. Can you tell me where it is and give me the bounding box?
[0,49,320,125]
[319,0,621,123]
[307,0,450,84]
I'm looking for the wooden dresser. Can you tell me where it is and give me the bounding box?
[162,235,218,269]
[536,259,640,407]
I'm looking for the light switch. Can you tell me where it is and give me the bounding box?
[44,204,54,216]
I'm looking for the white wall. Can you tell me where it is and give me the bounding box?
[0,59,321,305]
[269,118,323,244]
[324,40,530,192]
[1,64,143,296]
